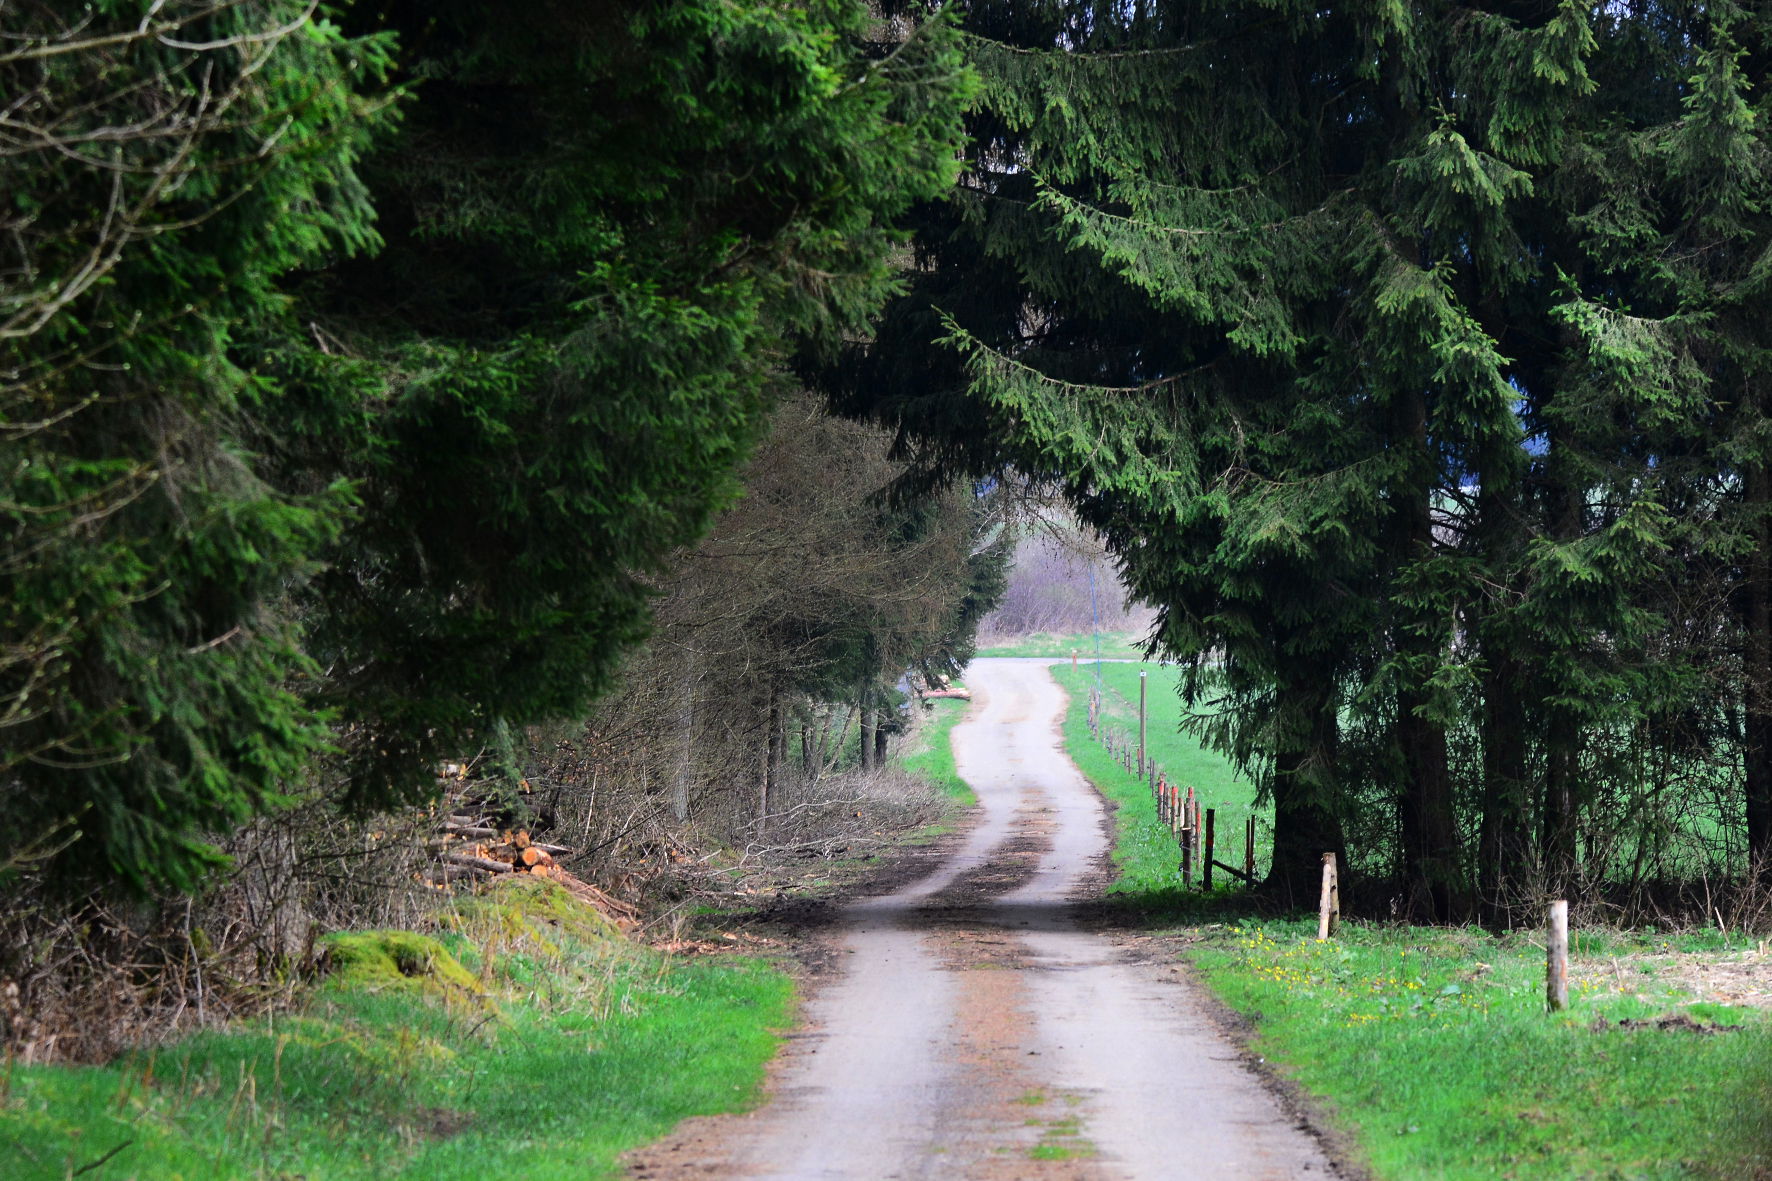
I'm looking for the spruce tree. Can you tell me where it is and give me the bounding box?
[2,0,973,890]
[266,0,974,810]
[841,0,1772,911]
[0,2,393,892]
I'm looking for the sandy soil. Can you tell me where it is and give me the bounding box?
[627,658,1339,1180]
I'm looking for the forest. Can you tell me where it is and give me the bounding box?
[840,0,1772,925]
[6,0,1772,1068]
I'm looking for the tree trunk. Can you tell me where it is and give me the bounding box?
[1472,458,1531,922]
[1394,387,1463,921]
[760,685,779,834]
[671,648,698,822]
[769,690,786,799]
[1478,645,1530,917]
[875,723,889,766]
[1398,687,1460,920]
[1264,657,1346,906]
[1540,432,1585,895]
[1745,460,1772,878]
[859,689,876,773]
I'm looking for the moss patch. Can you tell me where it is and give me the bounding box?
[321,930,484,997]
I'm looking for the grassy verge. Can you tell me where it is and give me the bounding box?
[1,878,792,1180]
[1195,921,1772,1179]
[898,695,974,806]
[1047,657,1772,1179]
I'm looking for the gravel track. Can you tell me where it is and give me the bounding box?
[628,658,1338,1180]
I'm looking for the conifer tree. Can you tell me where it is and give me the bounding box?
[843,0,1772,911]
[0,1,393,892]
[1,0,972,891]
[265,0,973,811]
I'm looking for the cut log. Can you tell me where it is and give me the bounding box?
[427,864,496,884]
[443,852,515,875]
[442,824,500,840]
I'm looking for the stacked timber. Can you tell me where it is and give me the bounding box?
[422,795,641,933]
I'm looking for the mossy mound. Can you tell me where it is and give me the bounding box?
[447,875,623,949]
[320,930,484,997]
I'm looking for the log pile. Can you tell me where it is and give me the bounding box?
[421,805,641,934]
[915,674,971,701]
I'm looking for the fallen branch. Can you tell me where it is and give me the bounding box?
[1211,858,1253,884]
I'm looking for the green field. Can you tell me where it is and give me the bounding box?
[975,631,1147,659]
[1044,657,1772,1179]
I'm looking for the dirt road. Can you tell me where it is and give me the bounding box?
[630,658,1337,1180]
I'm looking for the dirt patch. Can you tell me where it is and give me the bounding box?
[403,1106,475,1140]
[1573,948,1772,1010]
[922,941,1109,1178]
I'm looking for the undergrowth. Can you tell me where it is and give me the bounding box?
[0,877,791,1180]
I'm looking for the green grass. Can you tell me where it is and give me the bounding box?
[1193,921,1772,1179]
[974,630,1146,659]
[0,878,792,1180]
[1048,661,1261,904]
[898,695,974,805]
[1045,657,1772,1179]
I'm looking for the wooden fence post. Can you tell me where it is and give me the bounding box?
[1547,900,1569,1012]
[1138,671,1148,777]
[1317,853,1340,939]
[1203,809,1216,890]
[1191,796,1201,877]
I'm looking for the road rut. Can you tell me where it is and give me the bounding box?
[628,657,1337,1180]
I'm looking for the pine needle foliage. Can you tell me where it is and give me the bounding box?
[837,0,1772,917]
[2,0,973,893]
